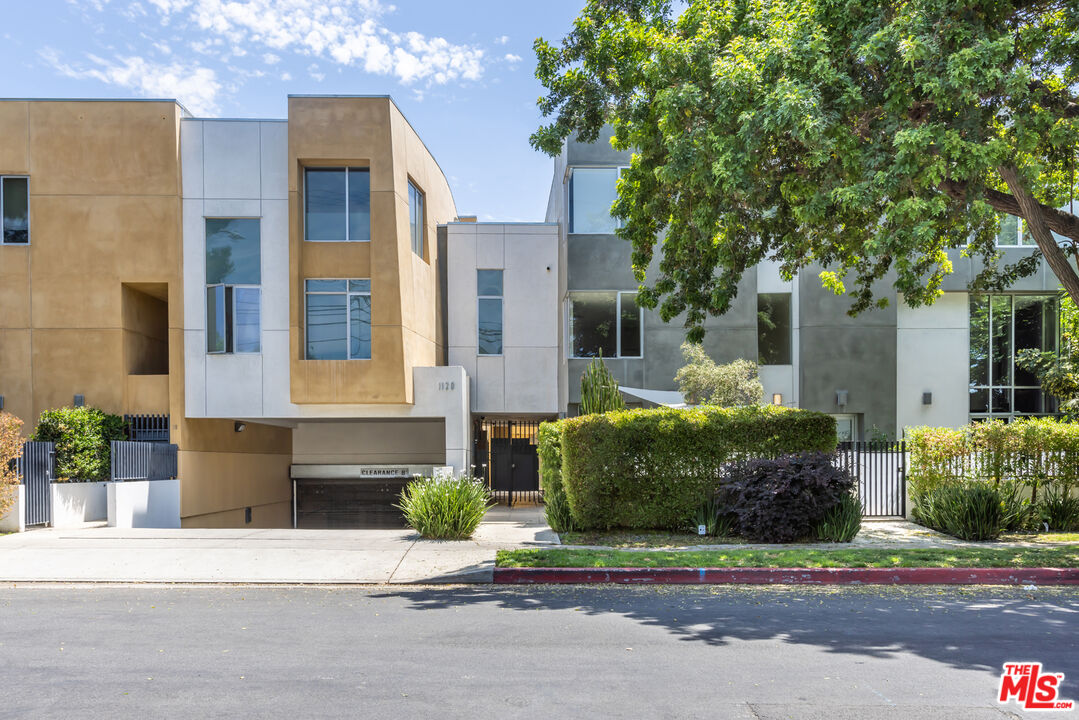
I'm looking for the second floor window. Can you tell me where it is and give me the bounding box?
[569,167,621,234]
[304,167,370,242]
[206,218,261,354]
[478,269,503,355]
[757,293,792,365]
[305,279,372,360]
[996,214,1034,247]
[1,176,29,245]
[408,180,425,257]
[569,291,641,358]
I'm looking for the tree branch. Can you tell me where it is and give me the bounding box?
[940,179,1079,242]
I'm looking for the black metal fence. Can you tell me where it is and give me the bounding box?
[124,414,170,443]
[110,441,178,482]
[16,441,54,526]
[474,419,543,505]
[837,441,907,517]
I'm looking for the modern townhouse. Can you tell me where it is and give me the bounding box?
[0,98,1064,529]
[545,128,1065,442]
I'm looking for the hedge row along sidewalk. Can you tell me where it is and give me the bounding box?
[494,547,1079,586]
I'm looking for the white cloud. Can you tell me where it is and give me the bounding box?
[280,71,292,81]
[504,53,521,64]
[262,52,280,64]
[131,0,485,86]
[41,48,222,115]
[495,35,509,45]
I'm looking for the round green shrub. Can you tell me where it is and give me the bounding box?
[396,476,492,540]
[914,484,1005,541]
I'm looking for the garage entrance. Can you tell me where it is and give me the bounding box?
[291,465,450,529]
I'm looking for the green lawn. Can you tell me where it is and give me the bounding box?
[496,546,1079,569]
[558,530,742,548]
[1001,532,1079,543]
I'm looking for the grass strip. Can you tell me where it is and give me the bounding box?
[496,546,1079,569]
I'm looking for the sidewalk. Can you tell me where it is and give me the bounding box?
[0,505,557,584]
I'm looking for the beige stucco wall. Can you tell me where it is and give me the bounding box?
[287,96,456,405]
[292,419,446,465]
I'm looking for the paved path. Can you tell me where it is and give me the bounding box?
[0,506,556,584]
[1,584,1074,718]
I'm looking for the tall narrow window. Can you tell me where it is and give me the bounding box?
[305,279,372,360]
[206,218,260,353]
[568,291,642,358]
[757,293,792,364]
[1,176,29,244]
[569,167,620,234]
[969,294,1059,419]
[304,168,370,242]
[477,270,503,355]
[408,180,425,257]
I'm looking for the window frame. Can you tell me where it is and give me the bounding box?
[302,167,371,243]
[0,175,30,246]
[757,292,793,366]
[303,278,373,360]
[408,178,425,258]
[567,165,629,235]
[477,269,504,356]
[969,292,1060,421]
[567,290,643,359]
[206,283,262,355]
[995,214,1033,248]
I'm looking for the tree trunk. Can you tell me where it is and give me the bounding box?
[998,165,1079,306]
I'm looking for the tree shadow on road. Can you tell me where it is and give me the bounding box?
[369,584,1079,677]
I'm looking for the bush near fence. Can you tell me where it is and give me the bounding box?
[547,405,837,531]
[908,418,1079,534]
[31,406,126,482]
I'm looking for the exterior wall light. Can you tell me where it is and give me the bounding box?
[835,390,848,407]
[772,393,783,406]
[0,395,4,411]
[922,392,933,406]
[234,421,247,433]
[73,394,85,407]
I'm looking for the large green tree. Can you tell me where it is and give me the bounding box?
[532,0,1079,340]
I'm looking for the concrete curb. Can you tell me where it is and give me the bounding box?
[493,567,1079,585]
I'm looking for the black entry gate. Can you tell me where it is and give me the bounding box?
[475,419,541,505]
[17,441,55,526]
[837,441,907,517]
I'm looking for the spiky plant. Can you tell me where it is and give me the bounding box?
[580,353,625,415]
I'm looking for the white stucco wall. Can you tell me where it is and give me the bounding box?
[446,223,560,416]
[181,119,295,420]
[896,292,970,434]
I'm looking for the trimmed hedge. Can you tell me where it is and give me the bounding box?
[32,406,126,482]
[537,422,573,532]
[557,405,837,530]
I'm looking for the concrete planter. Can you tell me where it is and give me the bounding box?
[51,481,108,528]
[0,485,25,533]
[107,479,181,529]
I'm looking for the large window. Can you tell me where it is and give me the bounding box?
[206,218,260,353]
[569,291,641,358]
[996,214,1033,247]
[757,293,792,365]
[408,180,425,257]
[969,294,1059,418]
[1,176,28,244]
[305,279,372,360]
[304,168,370,242]
[569,167,622,234]
[477,269,503,355]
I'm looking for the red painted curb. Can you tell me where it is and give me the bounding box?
[493,567,1079,586]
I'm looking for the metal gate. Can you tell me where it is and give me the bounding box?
[837,441,907,517]
[474,419,542,505]
[17,441,55,526]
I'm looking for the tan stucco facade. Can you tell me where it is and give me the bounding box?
[287,96,456,404]
[0,99,292,529]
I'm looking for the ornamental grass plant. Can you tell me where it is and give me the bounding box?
[396,475,492,540]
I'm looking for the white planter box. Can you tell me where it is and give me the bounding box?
[108,479,181,529]
[0,485,25,533]
[51,481,108,528]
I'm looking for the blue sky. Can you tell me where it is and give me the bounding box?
[1,0,589,221]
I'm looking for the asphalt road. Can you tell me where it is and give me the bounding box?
[1,584,1076,719]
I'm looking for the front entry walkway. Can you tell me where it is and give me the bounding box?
[0,506,556,584]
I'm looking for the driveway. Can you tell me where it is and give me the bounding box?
[0,505,556,584]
